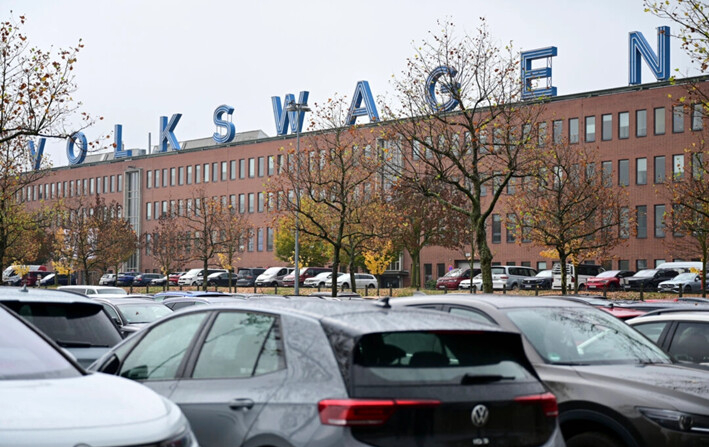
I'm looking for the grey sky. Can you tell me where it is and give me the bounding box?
[4,0,697,166]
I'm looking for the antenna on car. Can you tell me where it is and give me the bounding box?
[20,284,28,293]
[377,297,391,309]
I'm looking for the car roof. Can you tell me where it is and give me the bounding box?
[628,311,709,324]
[394,293,590,310]
[171,298,509,337]
[0,286,102,306]
[92,297,160,304]
[153,291,233,298]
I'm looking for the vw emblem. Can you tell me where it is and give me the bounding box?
[471,404,489,427]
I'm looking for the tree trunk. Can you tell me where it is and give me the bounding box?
[348,259,357,293]
[410,249,421,289]
[476,226,493,293]
[202,259,209,291]
[331,247,341,298]
[559,253,568,295]
[702,243,708,299]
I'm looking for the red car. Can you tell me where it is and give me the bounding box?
[168,272,185,286]
[436,268,477,290]
[281,267,331,287]
[586,270,635,291]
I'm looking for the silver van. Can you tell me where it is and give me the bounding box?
[471,265,538,291]
[255,266,293,287]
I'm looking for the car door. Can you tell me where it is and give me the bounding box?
[115,311,210,398]
[666,321,709,364]
[169,309,287,447]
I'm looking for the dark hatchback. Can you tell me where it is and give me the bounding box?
[394,294,709,447]
[624,269,679,291]
[522,270,553,291]
[90,299,563,447]
[235,267,267,287]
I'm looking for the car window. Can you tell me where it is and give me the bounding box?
[448,306,496,324]
[668,322,709,363]
[119,312,207,381]
[192,311,284,379]
[102,304,120,322]
[631,321,669,343]
[116,303,172,324]
[168,301,196,310]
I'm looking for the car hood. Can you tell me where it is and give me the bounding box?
[542,362,709,413]
[0,373,176,431]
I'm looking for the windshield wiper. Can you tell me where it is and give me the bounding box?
[56,340,109,348]
[461,374,515,384]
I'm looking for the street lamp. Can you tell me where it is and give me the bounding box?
[286,101,310,296]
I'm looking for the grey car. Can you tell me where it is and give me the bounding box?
[393,294,709,447]
[90,299,564,447]
[93,297,172,337]
[657,273,708,293]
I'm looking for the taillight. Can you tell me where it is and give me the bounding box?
[499,275,509,280]
[318,399,440,426]
[514,392,558,417]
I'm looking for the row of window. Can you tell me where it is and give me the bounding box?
[145,192,276,221]
[23,175,123,202]
[603,153,703,187]
[490,203,670,244]
[145,155,280,189]
[145,227,275,255]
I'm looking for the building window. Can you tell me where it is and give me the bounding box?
[618,112,629,139]
[492,214,501,244]
[146,170,152,189]
[146,203,152,221]
[506,214,516,243]
[654,259,666,268]
[89,178,95,195]
[161,201,168,217]
[568,118,579,144]
[258,192,265,212]
[117,175,122,192]
[186,165,193,185]
[230,160,237,180]
[169,167,175,186]
[618,159,629,186]
[654,107,665,135]
[692,104,703,131]
[636,259,647,271]
[248,193,254,213]
[673,154,684,180]
[154,202,159,218]
[203,163,209,183]
[654,156,665,184]
[239,159,246,179]
[618,260,630,270]
[267,228,274,251]
[636,109,647,137]
[268,156,275,176]
[637,205,647,238]
[178,166,184,185]
[249,158,255,178]
[636,158,647,185]
[162,168,168,187]
[693,152,704,179]
[221,161,228,181]
[257,228,264,252]
[552,120,563,144]
[537,261,547,271]
[585,116,595,142]
[537,122,547,147]
[602,161,612,187]
[258,157,265,177]
[110,175,115,193]
[654,204,665,238]
[247,234,254,252]
[437,263,445,278]
[239,194,245,213]
[601,114,612,140]
[673,105,684,133]
[620,207,629,239]
[152,170,158,188]
[195,164,201,184]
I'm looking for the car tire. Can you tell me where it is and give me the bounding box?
[510,283,518,291]
[609,283,619,291]
[567,431,623,447]
[342,283,349,289]
[271,282,278,287]
[684,285,692,293]
[368,284,376,289]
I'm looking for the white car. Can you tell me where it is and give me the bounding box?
[0,305,197,447]
[325,273,378,290]
[58,285,128,298]
[469,266,538,291]
[628,311,709,365]
[303,272,342,288]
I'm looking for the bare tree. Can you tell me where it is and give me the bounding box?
[214,206,253,291]
[147,213,190,289]
[382,20,545,292]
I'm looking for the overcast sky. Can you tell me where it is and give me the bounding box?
[4,0,699,166]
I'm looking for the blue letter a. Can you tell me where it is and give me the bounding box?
[346,81,379,125]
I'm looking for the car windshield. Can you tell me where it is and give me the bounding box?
[0,308,81,380]
[505,307,670,366]
[116,303,172,324]
[491,267,506,275]
[443,268,464,278]
[536,270,552,278]
[673,273,697,281]
[96,288,127,295]
[634,269,657,278]
[596,271,619,278]
[261,267,282,275]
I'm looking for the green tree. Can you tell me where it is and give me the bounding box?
[274,213,332,268]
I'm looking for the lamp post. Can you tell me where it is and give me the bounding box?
[286,101,310,296]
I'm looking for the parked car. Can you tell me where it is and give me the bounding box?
[325,273,378,290]
[255,266,293,287]
[132,273,163,286]
[2,264,48,286]
[628,310,709,365]
[90,299,564,447]
[470,266,537,291]
[551,263,605,290]
[658,272,708,294]
[235,267,267,287]
[624,268,679,291]
[0,303,197,447]
[169,272,186,285]
[150,275,168,286]
[161,294,251,311]
[521,270,553,291]
[178,268,228,286]
[585,270,635,291]
[98,273,117,285]
[116,271,140,286]
[436,268,477,290]
[0,287,123,367]
[394,293,709,447]
[93,297,172,337]
[38,272,77,286]
[281,267,331,287]
[58,285,128,297]
[304,271,342,288]
[206,271,239,287]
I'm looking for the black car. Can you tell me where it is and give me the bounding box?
[0,287,123,367]
[394,294,709,447]
[624,268,679,291]
[90,299,564,447]
[206,271,239,287]
[235,267,267,287]
[38,272,77,286]
[522,270,553,290]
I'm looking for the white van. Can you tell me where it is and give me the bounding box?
[2,265,48,286]
[552,263,605,290]
[655,261,704,273]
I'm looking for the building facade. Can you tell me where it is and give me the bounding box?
[23,77,708,285]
